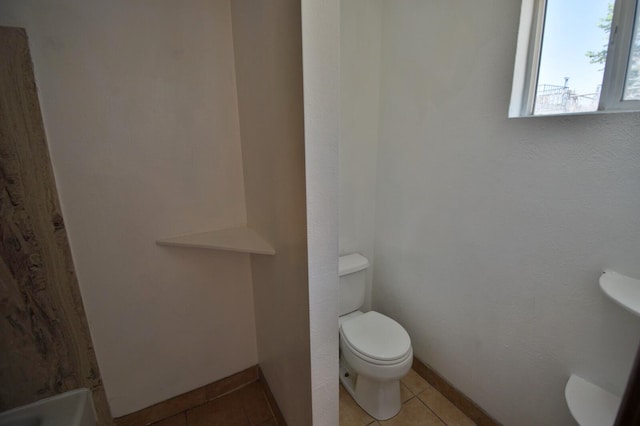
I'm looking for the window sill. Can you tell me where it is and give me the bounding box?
[509,108,640,118]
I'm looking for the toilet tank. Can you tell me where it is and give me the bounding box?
[339,253,369,316]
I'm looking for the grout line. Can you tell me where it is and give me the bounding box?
[162,380,262,425]
[414,393,450,426]
[180,379,260,419]
[260,385,280,426]
[412,358,498,425]
[241,409,251,426]
[401,382,418,404]
[258,368,287,425]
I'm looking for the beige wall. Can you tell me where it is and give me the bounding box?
[230,1,312,425]
[371,1,640,424]
[0,0,258,417]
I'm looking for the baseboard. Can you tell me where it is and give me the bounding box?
[412,357,501,426]
[114,358,490,425]
[258,367,287,426]
[115,365,258,426]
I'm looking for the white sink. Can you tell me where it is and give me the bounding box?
[0,389,96,426]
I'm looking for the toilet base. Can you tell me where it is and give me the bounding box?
[339,353,402,420]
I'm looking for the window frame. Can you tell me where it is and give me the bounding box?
[509,0,640,117]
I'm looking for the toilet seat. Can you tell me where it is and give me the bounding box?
[340,311,411,365]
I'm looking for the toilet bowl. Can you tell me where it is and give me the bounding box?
[338,254,413,420]
[339,311,413,420]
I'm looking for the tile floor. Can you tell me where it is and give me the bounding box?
[340,369,476,426]
[139,368,473,426]
[150,381,279,426]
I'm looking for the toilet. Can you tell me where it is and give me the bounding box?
[338,253,413,420]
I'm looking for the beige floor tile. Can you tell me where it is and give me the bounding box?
[340,384,375,425]
[379,398,444,426]
[186,393,249,426]
[401,369,431,395]
[418,387,476,426]
[400,383,414,403]
[256,419,278,426]
[150,413,186,426]
[234,381,274,425]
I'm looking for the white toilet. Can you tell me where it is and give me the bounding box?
[339,253,413,420]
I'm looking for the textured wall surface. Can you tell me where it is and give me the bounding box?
[0,27,111,424]
[371,1,640,424]
[0,1,258,416]
[230,1,312,425]
[339,0,382,311]
[302,0,341,424]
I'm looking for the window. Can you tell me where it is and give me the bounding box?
[509,0,640,117]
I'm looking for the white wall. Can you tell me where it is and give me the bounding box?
[339,0,382,311]
[371,1,640,424]
[302,0,341,425]
[0,1,258,417]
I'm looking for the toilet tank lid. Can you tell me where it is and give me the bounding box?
[339,253,369,276]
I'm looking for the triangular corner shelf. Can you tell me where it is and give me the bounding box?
[565,374,621,426]
[157,226,275,255]
[600,270,640,316]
